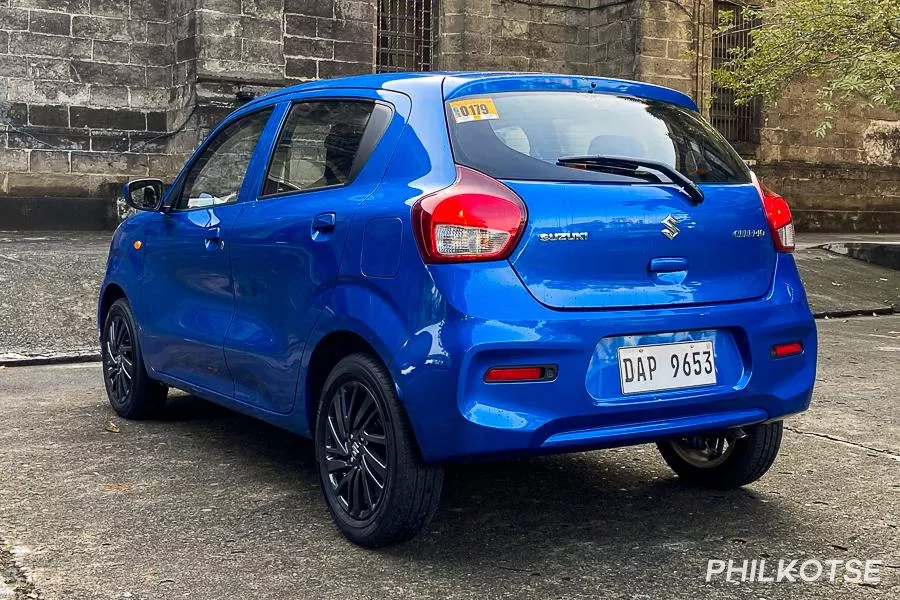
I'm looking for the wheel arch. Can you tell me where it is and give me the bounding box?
[303,329,385,437]
[98,282,127,330]
[299,279,416,430]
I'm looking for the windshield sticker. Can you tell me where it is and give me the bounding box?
[449,98,499,123]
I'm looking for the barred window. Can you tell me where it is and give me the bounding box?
[711,1,762,155]
[376,0,437,72]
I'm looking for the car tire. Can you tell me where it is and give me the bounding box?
[656,421,783,489]
[101,298,168,419]
[315,353,443,547]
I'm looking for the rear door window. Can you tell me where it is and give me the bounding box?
[262,101,382,197]
[446,92,751,184]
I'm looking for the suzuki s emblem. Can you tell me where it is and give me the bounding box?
[661,215,681,240]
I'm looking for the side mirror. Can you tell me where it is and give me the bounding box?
[123,179,165,212]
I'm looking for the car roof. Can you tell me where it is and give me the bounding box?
[243,71,699,112]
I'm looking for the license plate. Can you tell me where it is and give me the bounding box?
[617,340,716,394]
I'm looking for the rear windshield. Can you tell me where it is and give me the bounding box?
[446,92,751,184]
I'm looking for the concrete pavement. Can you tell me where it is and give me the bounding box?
[794,248,900,317]
[0,232,109,360]
[794,232,900,249]
[0,316,898,599]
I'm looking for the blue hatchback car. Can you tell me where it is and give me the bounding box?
[100,72,816,547]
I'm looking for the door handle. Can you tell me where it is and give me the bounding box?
[204,226,224,250]
[312,212,336,233]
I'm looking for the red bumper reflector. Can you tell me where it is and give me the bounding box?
[771,342,803,358]
[484,366,546,383]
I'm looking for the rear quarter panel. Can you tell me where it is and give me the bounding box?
[296,77,458,433]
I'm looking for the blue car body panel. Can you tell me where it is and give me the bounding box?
[222,89,411,414]
[100,72,817,463]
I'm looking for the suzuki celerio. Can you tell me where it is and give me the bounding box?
[100,73,817,547]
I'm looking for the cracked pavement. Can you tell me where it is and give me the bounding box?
[0,316,898,599]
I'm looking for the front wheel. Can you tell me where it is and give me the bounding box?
[657,421,783,489]
[315,353,443,547]
[101,298,167,419]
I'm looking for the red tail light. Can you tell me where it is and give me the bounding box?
[412,166,526,263]
[762,187,795,253]
[752,173,795,253]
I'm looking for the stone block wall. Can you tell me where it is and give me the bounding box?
[439,0,640,79]
[1,0,173,203]
[623,0,899,231]
[753,81,900,231]
[0,0,376,227]
[1,0,896,231]
[634,0,711,111]
[283,0,375,80]
[589,0,640,80]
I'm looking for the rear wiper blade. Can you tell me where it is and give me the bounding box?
[556,155,704,205]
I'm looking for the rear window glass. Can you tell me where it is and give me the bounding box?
[446,92,751,184]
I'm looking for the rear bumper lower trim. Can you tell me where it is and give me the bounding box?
[540,408,768,449]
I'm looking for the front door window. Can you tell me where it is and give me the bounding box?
[177,109,272,210]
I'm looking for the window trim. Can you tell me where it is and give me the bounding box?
[168,106,274,213]
[257,99,395,201]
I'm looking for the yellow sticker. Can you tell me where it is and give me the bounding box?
[449,98,499,123]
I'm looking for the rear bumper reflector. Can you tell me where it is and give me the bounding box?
[484,365,557,383]
[771,342,803,358]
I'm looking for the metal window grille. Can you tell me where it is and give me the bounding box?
[711,1,762,153]
[376,0,437,73]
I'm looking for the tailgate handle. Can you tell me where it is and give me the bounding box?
[649,257,688,273]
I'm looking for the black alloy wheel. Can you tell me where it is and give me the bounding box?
[315,353,443,547]
[101,298,167,419]
[104,311,135,409]
[322,381,389,520]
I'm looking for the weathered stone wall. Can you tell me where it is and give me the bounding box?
[0,0,375,223]
[589,0,641,80]
[1,0,173,202]
[635,0,711,112]
[626,0,898,231]
[439,0,640,79]
[2,0,896,231]
[754,82,900,232]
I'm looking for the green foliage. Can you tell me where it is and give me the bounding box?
[712,0,900,135]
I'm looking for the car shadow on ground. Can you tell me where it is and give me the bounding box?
[153,393,796,564]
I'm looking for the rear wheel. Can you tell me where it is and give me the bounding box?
[657,421,783,489]
[315,353,443,547]
[101,298,167,419]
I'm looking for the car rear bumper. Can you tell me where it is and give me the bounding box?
[392,254,816,463]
